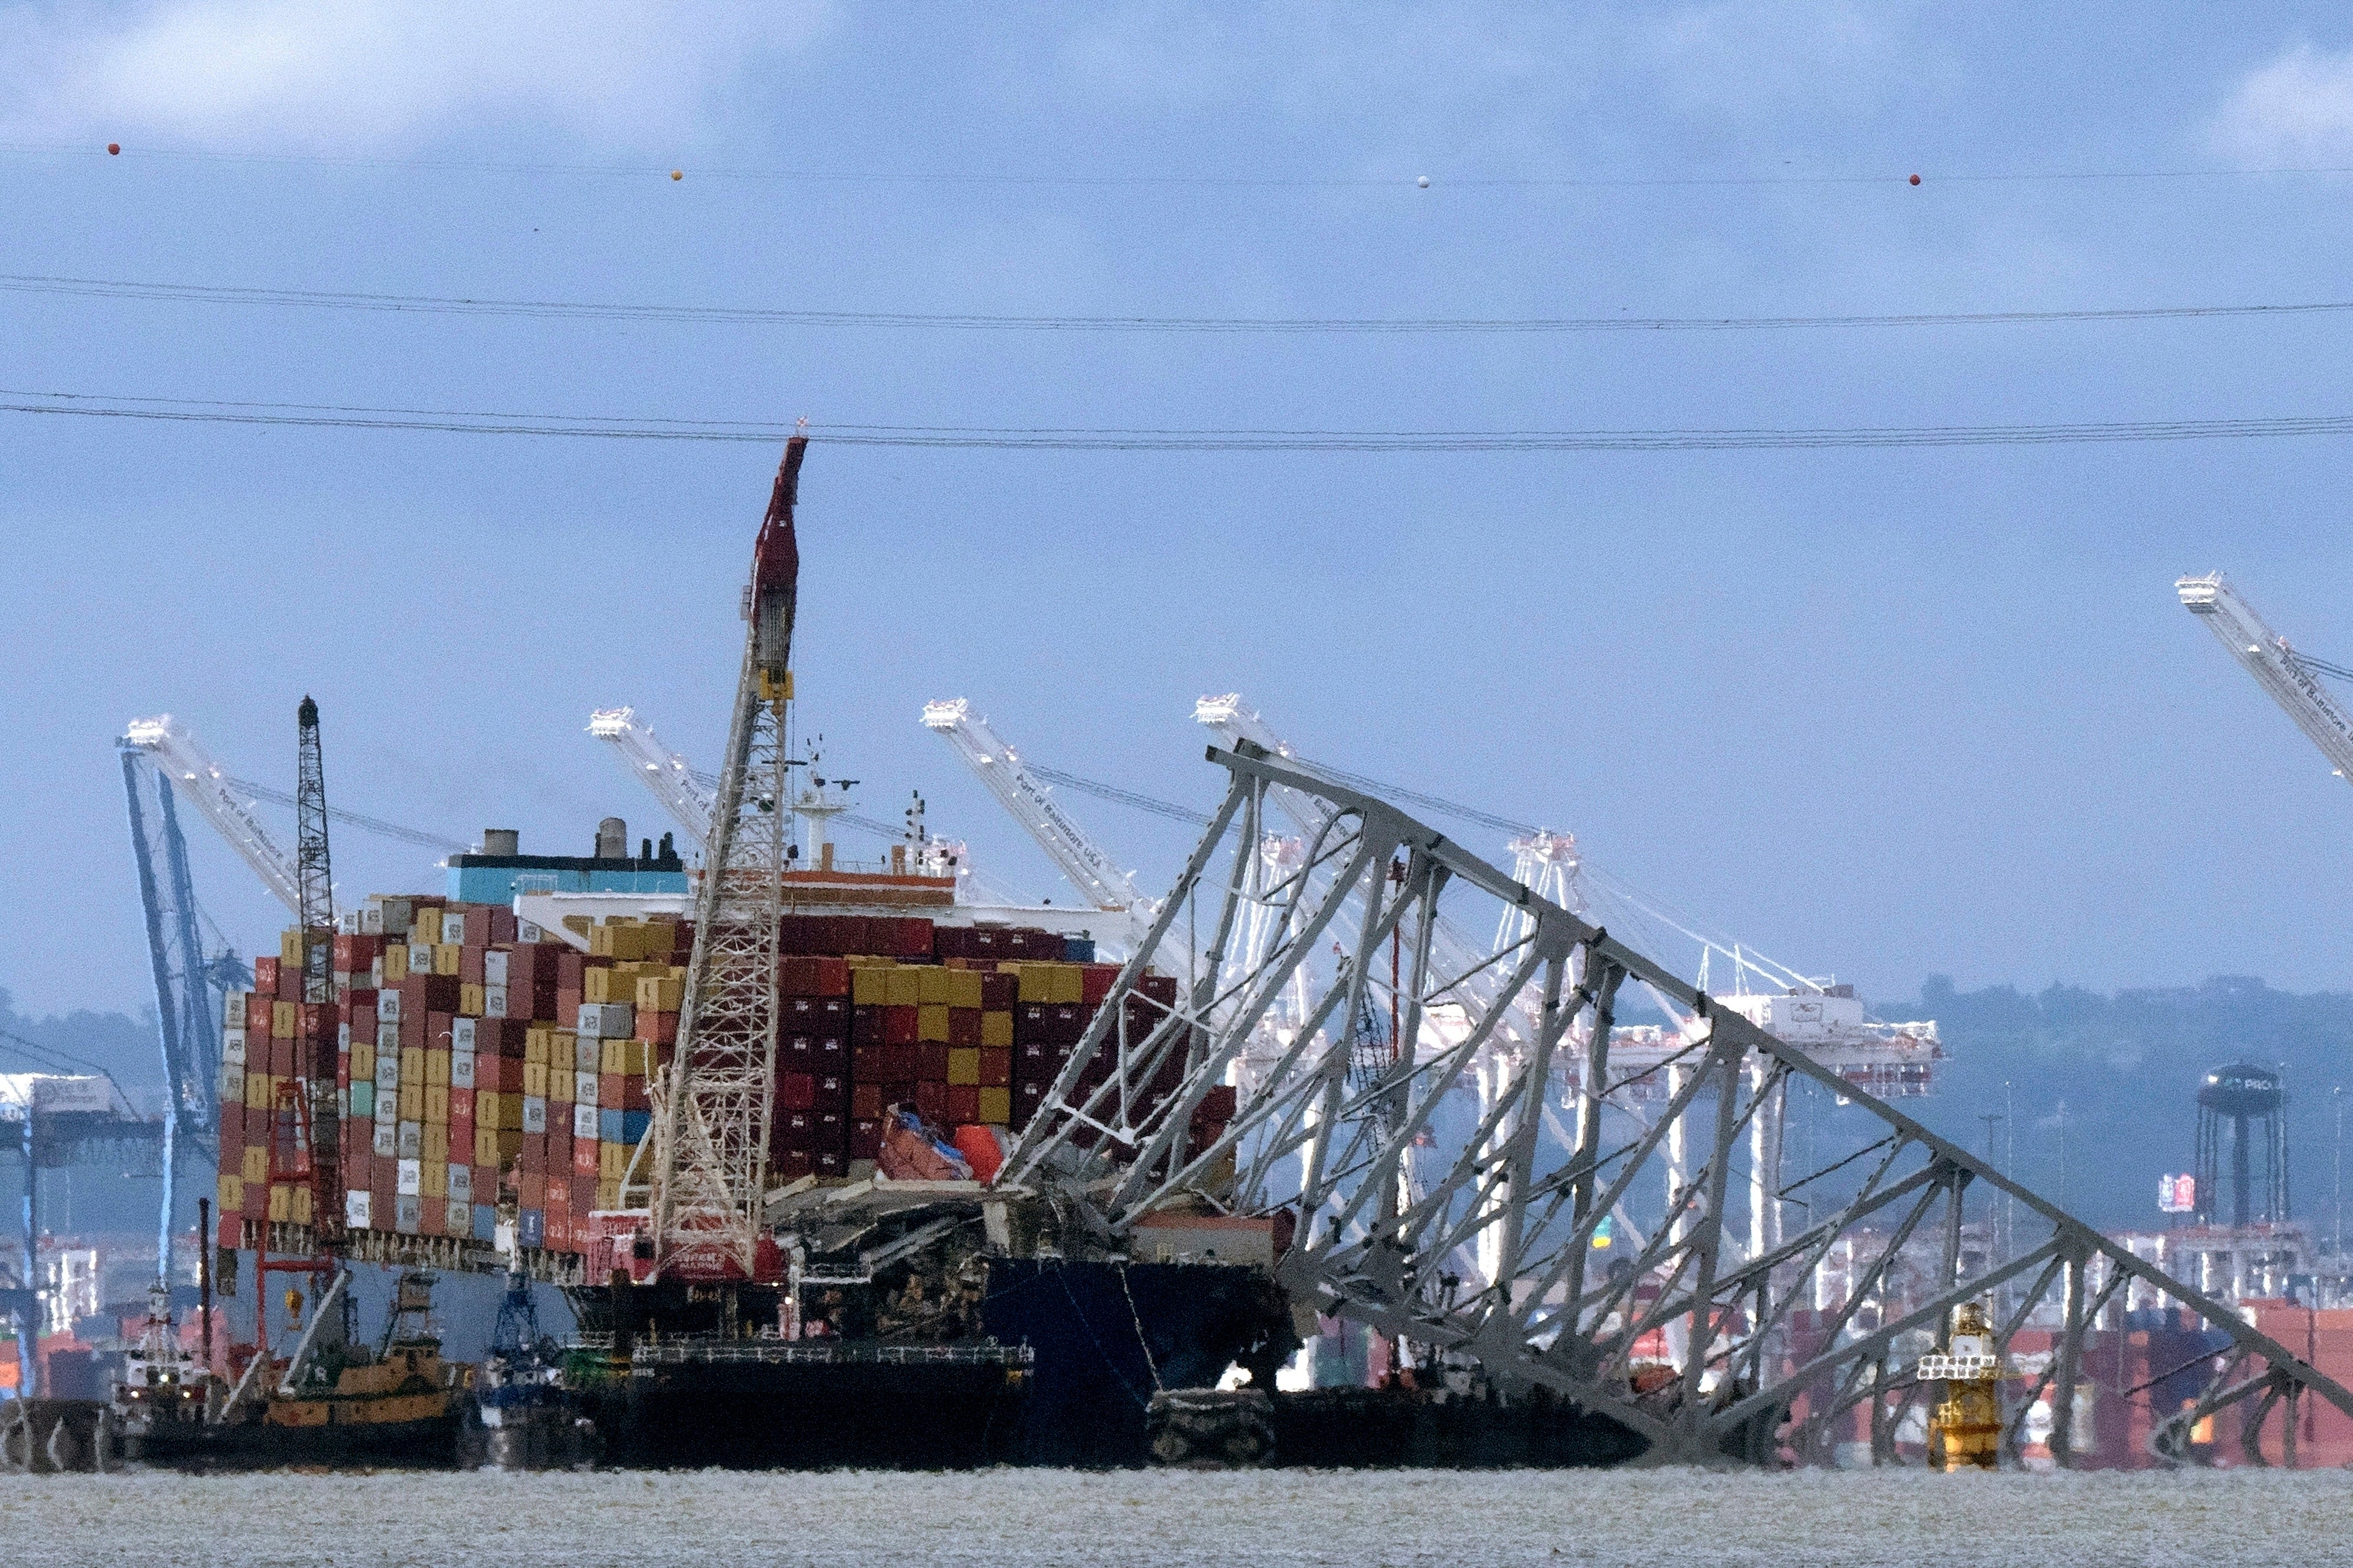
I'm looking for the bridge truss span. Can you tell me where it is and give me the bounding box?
[1005,740,2353,1467]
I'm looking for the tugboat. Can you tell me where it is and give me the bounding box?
[112,1280,212,1460]
[137,1268,472,1469]
[470,1269,587,1469]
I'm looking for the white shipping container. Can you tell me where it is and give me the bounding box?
[572,1102,599,1139]
[409,942,432,973]
[372,1123,397,1159]
[575,1071,599,1106]
[378,990,401,1022]
[337,1022,351,1052]
[359,905,384,936]
[397,1120,422,1159]
[449,1163,472,1203]
[374,1095,399,1129]
[222,1029,246,1065]
[224,993,247,1027]
[521,1096,548,1135]
[346,1189,372,1229]
[370,955,385,989]
[395,1157,422,1196]
[451,1017,476,1052]
[377,1021,400,1054]
[573,1033,599,1072]
[484,950,509,985]
[485,984,508,1018]
[446,1199,472,1235]
[220,1063,245,1100]
[518,919,544,944]
[376,1053,398,1090]
[450,1050,476,1089]
[578,1002,634,1039]
[394,1193,424,1234]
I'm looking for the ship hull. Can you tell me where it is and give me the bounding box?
[127,1410,464,1470]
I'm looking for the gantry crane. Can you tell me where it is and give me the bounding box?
[123,716,305,913]
[588,708,718,849]
[648,436,806,1281]
[920,699,1163,958]
[2178,572,2353,784]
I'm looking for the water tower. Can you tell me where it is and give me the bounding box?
[2194,1062,2289,1228]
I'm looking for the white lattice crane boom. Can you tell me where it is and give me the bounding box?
[921,698,1159,953]
[2178,572,2353,784]
[589,707,716,848]
[648,438,806,1282]
[122,715,302,914]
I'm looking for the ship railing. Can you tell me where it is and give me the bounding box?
[627,1339,1034,1368]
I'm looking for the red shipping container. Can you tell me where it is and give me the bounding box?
[219,1103,245,1148]
[462,906,492,948]
[546,1177,570,1215]
[1192,1085,1238,1126]
[598,1072,623,1107]
[786,994,848,1028]
[489,908,516,946]
[573,1138,599,1174]
[548,1126,571,1167]
[812,1071,849,1109]
[948,1008,981,1047]
[772,1150,813,1182]
[418,1203,445,1239]
[812,1108,846,1150]
[277,963,304,1002]
[616,1075,651,1112]
[555,990,582,1027]
[781,955,850,997]
[912,1080,946,1121]
[851,1043,885,1080]
[895,918,935,958]
[268,1037,294,1078]
[979,971,1016,1010]
[814,1148,846,1177]
[915,1043,949,1083]
[944,1085,980,1125]
[852,1082,884,1119]
[849,1116,884,1159]
[459,945,484,985]
[255,955,279,993]
[519,1170,545,1207]
[449,1115,474,1152]
[634,1010,678,1047]
[1081,965,1119,1005]
[449,1086,475,1122]
[572,1173,596,1215]
[519,1137,546,1176]
[952,1125,1005,1183]
[775,1109,814,1150]
[778,1072,816,1112]
[979,1049,1012,1088]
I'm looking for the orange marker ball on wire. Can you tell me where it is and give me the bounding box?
[669,169,683,181]
[106,142,121,155]
[1908,173,1921,185]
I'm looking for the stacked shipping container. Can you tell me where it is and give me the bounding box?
[216,899,1214,1258]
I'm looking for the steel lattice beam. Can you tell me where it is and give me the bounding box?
[1009,741,2353,1466]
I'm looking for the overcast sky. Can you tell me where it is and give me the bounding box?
[9,4,2353,1017]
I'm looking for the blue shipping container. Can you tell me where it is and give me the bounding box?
[519,1209,546,1249]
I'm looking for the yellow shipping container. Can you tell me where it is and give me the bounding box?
[946,1048,981,1087]
[272,1000,298,1038]
[524,1060,548,1097]
[474,1125,501,1166]
[422,1122,448,1163]
[425,1048,450,1087]
[267,1183,290,1223]
[351,1039,375,1081]
[433,943,461,976]
[599,1142,626,1179]
[401,1046,424,1087]
[1013,965,1053,1003]
[595,1179,621,1210]
[887,966,921,1007]
[588,923,616,958]
[916,966,955,1005]
[948,969,984,1009]
[279,928,304,967]
[636,974,684,1012]
[598,1039,625,1075]
[476,1090,502,1129]
[981,1011,1014,1049]
[383,943,409,982]
[524,1029,551,1066]
[242,1145,269,1185]
[459,983,485,1017]
[584,968,622,1004]
[420,1162,446,1200]
[850,965,892,1006]
[976,1087,1011,1126]
[424,1085,449,1126]
[918,1005,951,1043]
[244,1070,271,1110]
[217,1173,244,1213]
[398,1082,421,1122]
[548,1069,572,1107]
[294,1186,313,1226]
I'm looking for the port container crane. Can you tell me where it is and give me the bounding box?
[588,708,718,849]
[2178,572,2353,785]
[920,699,1162,957]
[122,716,304,914]
[648,437,806,1280]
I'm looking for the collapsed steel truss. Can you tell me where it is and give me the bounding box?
[1007,742,2353,1466]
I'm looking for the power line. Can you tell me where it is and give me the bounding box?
[15,140,2353,189]
[15,387,2353,453]
[12,272,2353,335]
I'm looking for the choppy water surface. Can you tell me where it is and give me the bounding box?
[9,1467,2352,1565]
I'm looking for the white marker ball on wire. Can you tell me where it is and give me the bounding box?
[1417,175,1431,188]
